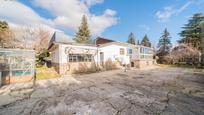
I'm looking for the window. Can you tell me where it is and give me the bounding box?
[128,49,133,54]
[120,48,125,55]
[68,54,92,62]
[140,47,144,53]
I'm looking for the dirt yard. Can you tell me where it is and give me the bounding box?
[0,67,204,115]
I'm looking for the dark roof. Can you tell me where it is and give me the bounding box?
[48,31,75,49]
[95,37,115,45]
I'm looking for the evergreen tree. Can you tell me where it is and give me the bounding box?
[141,34,151,47]
[179,13,204,50]
[74,15,91,43]
[137,40,140,45]
[157,28,172,56]
[127,32,136,45]
[0,21,15,48]
[0,21,9,31]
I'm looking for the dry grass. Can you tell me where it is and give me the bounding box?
[36,66,60,80]
[104,59,118,70]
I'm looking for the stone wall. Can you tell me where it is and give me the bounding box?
[52,61,122,75]
[132,59,155,68]
[52,62,97,75]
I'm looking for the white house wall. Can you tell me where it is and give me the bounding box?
[59,44,98,64]
[51,47,60,63]
[98,45,128,63]
[51,43,154,64]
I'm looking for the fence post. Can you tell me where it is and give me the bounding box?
[201,23,204,66]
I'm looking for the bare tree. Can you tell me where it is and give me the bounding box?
[34,28,50,54]
[0,30,15,48]
[14,26,50,53]
[168,44,200,65]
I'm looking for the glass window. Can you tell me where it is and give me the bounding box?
[69,54,92,62]
[128,49,132,54]
[120,48,125,55]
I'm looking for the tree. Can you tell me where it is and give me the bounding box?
[141,34,151,47]
[127,32,136,45]
[74,15,91,44]
[36,49,50,65]
[157,28,172,56]
[137,40,140,45]
[0,21,9,31]
[14,26,50,52]
[0,21,16,48]
[170,44,200,65]
[179,13,204,50]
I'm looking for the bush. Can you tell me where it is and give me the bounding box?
[104,59,118,70]
[36,49,50,66]
[73,63,99,74]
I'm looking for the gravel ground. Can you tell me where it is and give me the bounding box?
[0,67,204,115]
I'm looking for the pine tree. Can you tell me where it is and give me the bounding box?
[179,13,204,50]
[137,40,140,45]
[74,15,91,44]
[157,28,172,56]
[0,21,15,48]
[141,34,151,47]
[127,32,136,45]
[0,21,9,31]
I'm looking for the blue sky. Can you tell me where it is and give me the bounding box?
[90,0,204,46]
[0,0,204,46]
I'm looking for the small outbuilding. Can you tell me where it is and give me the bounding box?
[0,48,35,85]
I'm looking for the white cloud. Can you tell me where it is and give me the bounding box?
[0,0,117,36]
[156,6,175,22]
[33,0,118,36]
[82,0,104,7]
[176,1,194,14]
[90,9,117,35]
[0,1,53,26]
[156,1,196,22]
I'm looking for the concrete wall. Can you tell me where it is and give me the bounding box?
[52,62,96,75]
[132,59,155,68]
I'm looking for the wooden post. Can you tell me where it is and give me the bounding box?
[201,23,204,66]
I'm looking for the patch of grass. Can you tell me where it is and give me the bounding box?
[36,66,60,80]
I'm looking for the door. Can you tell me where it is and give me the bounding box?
[100,52,104,66]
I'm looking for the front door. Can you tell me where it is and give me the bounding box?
[100,52,104,66]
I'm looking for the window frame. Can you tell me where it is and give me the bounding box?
[120,48,125,55]
[68,54,93,62]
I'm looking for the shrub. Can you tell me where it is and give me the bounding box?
[73,63,99,74]
[104,59,118,70]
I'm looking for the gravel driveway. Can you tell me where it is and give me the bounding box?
[0,67,204,115]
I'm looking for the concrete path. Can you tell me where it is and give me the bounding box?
[0,67,204,115]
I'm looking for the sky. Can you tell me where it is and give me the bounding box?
[0,0,204,46]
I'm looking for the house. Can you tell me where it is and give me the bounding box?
[98,42,155,68]
[48,32,155,75]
